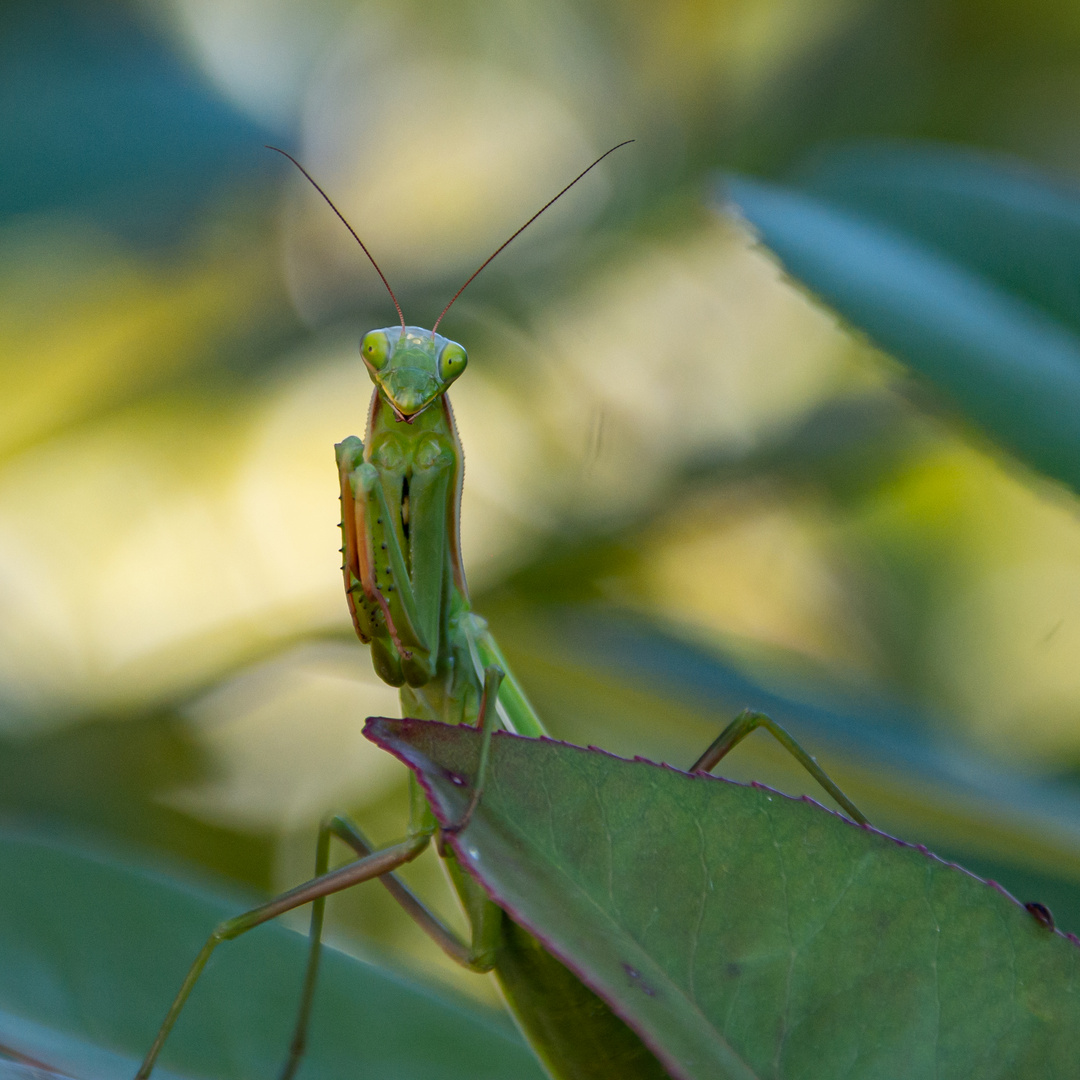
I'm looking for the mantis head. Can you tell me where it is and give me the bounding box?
[360,326,467,420]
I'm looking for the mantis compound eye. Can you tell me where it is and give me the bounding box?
[439,341,467,382]
[361,330,391,371]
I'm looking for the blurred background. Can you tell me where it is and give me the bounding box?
[5,0,1080,1008]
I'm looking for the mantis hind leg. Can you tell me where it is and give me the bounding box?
[279,808,504,1080]
[277,816,343,1080]
[135,836,429,1080]
[691,709,868,825]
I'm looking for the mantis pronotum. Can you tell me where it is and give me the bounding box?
[136,144,866,1080]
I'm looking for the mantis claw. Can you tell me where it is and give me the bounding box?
[370,584,412,660]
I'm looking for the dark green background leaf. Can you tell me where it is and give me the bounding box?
[789,145,1080,336]
[369,717,1080,1080]
[0,829,545,1080]
[0,1061,73,1080]
[720,148,1080,493]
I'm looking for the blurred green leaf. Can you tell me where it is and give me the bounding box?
[0,709,276,892]
[0,0,275,238]
[790,144,1080,335]
[0,829,544,1080]
[0,1062,69,1080]
[370,716,1080,1080]
[720,150,1080,493]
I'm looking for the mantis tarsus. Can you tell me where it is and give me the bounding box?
[136,143,866,1080]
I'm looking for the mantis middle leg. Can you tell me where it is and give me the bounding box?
[691,708,868,825]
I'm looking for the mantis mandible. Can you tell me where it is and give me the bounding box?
[135,143,867,1080]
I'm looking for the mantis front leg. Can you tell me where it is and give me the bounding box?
[338,417,459,694]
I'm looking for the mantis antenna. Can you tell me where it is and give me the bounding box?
[266,145,407,331]
[267,139,634,334]
[431,139,635,332]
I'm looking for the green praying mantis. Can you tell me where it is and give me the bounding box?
[135,144,867,1080]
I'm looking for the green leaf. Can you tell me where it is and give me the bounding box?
[368,717,1080,1080]
[0,1061,73,1080]
[719,151,1080,493]
[790,144,1080,337]
[0,828,545,1080]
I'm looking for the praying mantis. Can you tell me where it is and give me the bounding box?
[135,144,867,1080]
